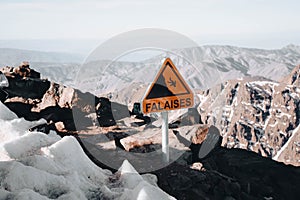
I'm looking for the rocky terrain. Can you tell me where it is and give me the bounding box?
[0,62,131,134]
[1,62,300,199]
[0,62,205,171]
[154,146,300,200]
[198,65,300,166]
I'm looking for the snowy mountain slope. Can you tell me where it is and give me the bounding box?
[74,44,300,97]
[177,44,300,81]
[0,102,175,200]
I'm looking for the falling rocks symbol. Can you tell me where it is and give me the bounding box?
[143,58,194,114]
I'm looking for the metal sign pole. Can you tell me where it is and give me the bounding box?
[142,58,194,163]
[161,111,169,163]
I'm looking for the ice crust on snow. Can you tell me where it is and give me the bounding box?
[0,102,175,200]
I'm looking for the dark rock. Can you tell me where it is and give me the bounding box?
[5,76,50,99]
[152,146,300,200]
[29,123,52,134]
[4,102,39,120]
[0,89,8,101]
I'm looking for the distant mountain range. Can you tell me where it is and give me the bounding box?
[2,45,300,90]
[0,48,84,67]
[73,44,300,98]
[178,44,300,81]
[0,48,84,86]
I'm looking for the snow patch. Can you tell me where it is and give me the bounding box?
[119,160,175,200]
[0,102,175,199]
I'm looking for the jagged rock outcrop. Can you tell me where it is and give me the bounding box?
[0,62,40,79]
[0,63,130,133]
[198,65,300,166]
[281,65,300,86]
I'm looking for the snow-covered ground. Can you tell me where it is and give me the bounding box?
[0,102,175,200]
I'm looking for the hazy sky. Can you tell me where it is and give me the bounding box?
[0,0,299,52]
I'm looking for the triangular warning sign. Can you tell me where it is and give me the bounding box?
[142,58,194,114]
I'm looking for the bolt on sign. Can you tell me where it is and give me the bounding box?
[142,58,194,114]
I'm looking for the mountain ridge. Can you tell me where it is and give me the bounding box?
[0,48,84,66]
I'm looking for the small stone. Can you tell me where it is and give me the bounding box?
[190,162,204,171]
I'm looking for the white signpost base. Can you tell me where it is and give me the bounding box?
[161,111,169,163]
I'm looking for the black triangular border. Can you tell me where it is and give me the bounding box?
[145,59,192,100]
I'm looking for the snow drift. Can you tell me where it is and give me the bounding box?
[0,102,175,200]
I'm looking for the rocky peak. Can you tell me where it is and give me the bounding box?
[283,44,300,53]
[281,64,300,86]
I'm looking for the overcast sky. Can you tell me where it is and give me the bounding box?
[0,0,299,53]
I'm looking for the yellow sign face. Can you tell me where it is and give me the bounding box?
[142,58,194,114]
